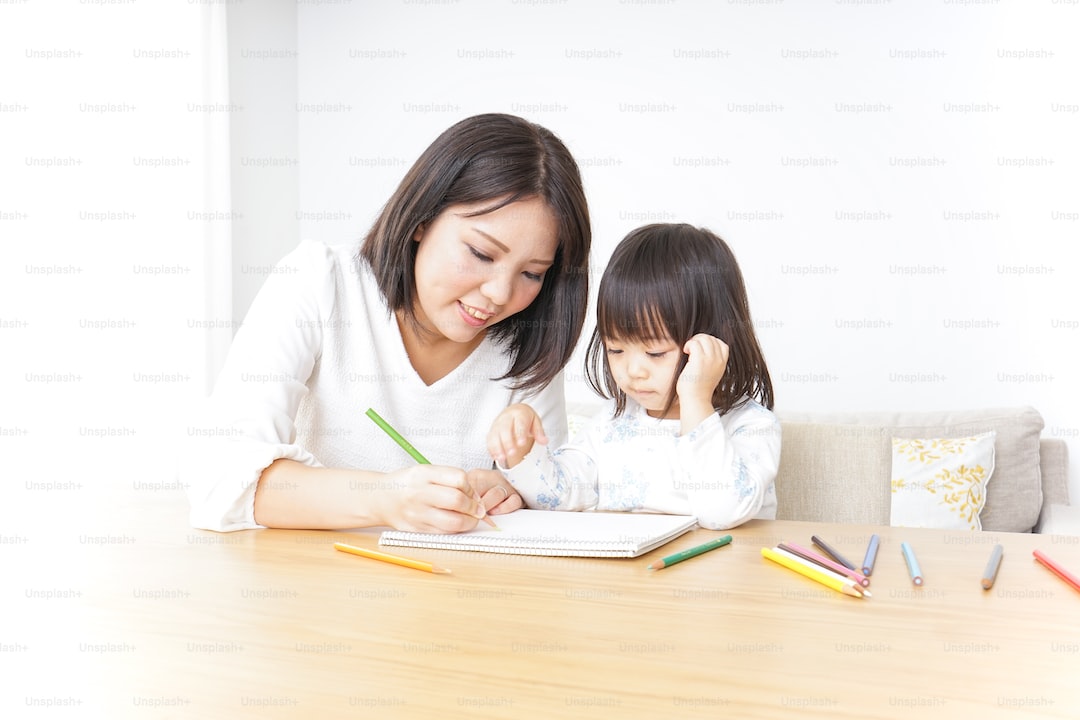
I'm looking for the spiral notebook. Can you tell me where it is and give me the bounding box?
[379,510,698,558]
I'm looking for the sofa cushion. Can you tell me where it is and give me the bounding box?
[775,407,1045,533]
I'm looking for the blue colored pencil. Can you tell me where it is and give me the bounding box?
[901,541,923,586]
[862,534,880,576]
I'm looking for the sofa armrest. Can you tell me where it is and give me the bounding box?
[1035,439,1071,534]
[1040,439,1070,508]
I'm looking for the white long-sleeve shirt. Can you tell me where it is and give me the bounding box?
[503,398,779,530]
[182,239,568,532]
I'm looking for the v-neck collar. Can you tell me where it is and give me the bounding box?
[390,313,494,389]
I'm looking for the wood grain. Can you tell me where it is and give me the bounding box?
[11,498,1080,718]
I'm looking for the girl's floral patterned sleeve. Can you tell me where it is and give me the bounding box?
[674,403,781,530]
[502,421,602,512]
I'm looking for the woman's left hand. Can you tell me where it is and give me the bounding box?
[467,468,525,515]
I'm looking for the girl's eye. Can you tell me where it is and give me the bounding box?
[468,246,493,263]
[647,351,668,358]
[523,271,543,283]
[606,348,623,356]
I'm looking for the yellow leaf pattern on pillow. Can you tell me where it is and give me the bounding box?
[894,437,975,464]
[890,432,995,531]
[934,463,988,524]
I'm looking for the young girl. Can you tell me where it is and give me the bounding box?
[183,114,591,533]
[487,223,778,531]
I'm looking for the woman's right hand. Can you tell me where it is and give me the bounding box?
[376,465,490,533]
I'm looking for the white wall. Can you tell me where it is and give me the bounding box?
[1,4,226,524]
[288,2,1080,507]
[226,0,300,327]
[9,3,1072,528]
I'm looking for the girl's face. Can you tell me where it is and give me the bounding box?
[604,335,682,419]
[411,196,559,345]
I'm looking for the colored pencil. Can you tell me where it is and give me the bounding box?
[779,541,870,587]
[901,541,923,586]
[811,535,857,570]
[365,407,430,464]
[1033,549,1080,594]
[981,544,1003,590]
[366,407,498,529]
[761,547,864,599]
[334,542,451,574]
[648,535,732,570]
[772,547,872,598]
[862,534,880,576]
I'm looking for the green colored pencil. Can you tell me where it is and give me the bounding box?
[366,408,430,464]
[365,407,498,529]
[648,535,733,570]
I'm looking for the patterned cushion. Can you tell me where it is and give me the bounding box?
[889,432,996,530]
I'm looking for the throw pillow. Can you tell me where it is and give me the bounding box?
[889,431,996,531]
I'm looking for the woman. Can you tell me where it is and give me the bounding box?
[184,113,591,533]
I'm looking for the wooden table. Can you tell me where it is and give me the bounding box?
[7,495,1080,718]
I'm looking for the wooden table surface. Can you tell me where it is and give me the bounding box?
[6,494,1080,719]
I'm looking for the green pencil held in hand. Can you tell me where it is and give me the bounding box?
[366,408,430,464]
[647,535,733,570]
[365,407,499,529]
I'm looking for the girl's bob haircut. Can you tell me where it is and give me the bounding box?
[361,113,591,393]
[585,223,774,418]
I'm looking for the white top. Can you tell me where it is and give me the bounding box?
[183,239,568,532]
[503,398,779,531]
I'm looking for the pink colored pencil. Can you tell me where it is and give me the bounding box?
[780,541,871,587]
[1033,550,1080,594]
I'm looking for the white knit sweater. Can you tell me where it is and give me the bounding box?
[183,239,568,531]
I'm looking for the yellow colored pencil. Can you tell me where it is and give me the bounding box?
[772,547,872,598]
[761,546,864,598]
[334,542,451,574]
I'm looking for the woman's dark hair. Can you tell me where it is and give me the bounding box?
[585,223,774,417]
[360,113,591,393]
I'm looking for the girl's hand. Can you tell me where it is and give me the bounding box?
[676,333,730,431]
[377,465,489,533]
[467,468,525,515]
[487,403,548,469]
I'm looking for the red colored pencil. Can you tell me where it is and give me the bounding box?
[1033,550,1080,594]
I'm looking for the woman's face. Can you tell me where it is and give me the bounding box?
[411,196,559,345]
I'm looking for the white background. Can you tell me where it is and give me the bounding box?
[2,0,1078,530]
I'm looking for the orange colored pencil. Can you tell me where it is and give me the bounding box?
[334,542,451,574]
[1033,549,1080,594]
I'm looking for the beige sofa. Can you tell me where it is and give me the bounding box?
[566,403,1069,534]
[775,406,1069,533]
